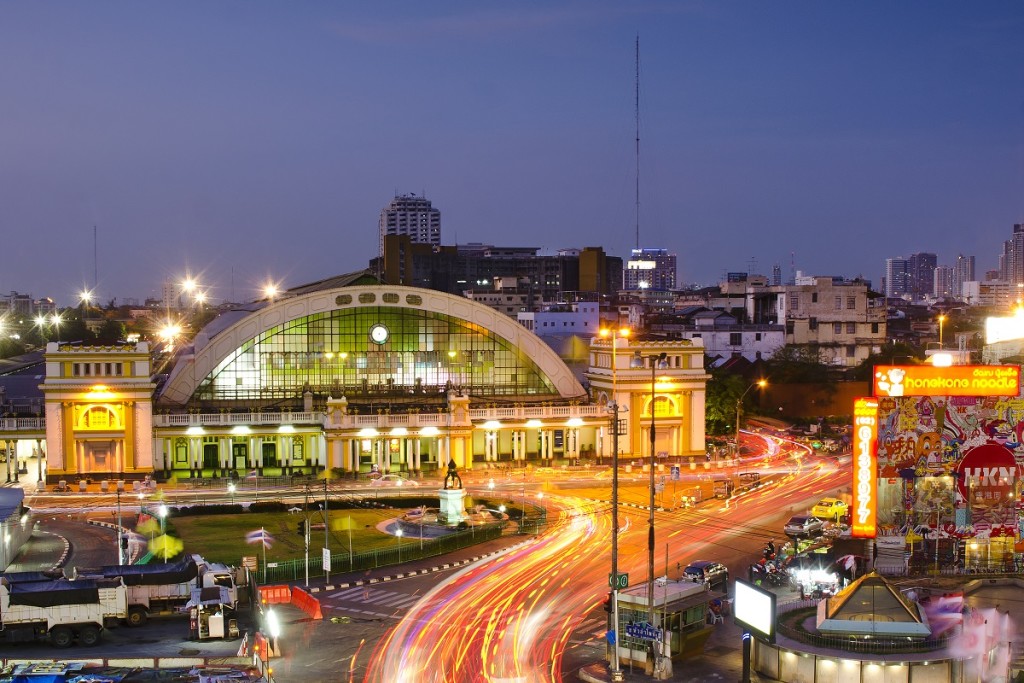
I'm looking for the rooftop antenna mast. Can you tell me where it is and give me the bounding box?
[93,225,98,289]
[634,34,641,251]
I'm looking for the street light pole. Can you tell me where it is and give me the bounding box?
[644,352,667,678]
[600,326,629,683]
[735,380,767,456]
[116,488,123,565]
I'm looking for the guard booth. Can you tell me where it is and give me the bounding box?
[612,578,719,673]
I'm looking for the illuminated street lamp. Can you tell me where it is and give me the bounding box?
[79,290,93,321]
[263,282,279,300]
[395,527,404,563]
[735,380,767,455]
[632,351,668,678]
[599,326,630,682]
[938,314,946,348]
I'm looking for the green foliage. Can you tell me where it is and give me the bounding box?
[763,345,831,383]
[705,372,745,436]
[95,319,127,345]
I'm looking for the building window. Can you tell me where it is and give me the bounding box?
[809,318,818,330]
[872,322,880,334]
[833,322,843,334]
[812,293,818,303]
[786,321,795,335]
[791,296,799,311]
[730,332,742,346]
[846,345,856,358]
[847,296,856,310]
[755,333,762,341]
[835,296,842,310]
[847,323,856,334]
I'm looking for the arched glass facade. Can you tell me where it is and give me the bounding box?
[194,306,559,402]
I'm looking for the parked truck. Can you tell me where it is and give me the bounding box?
[0,575,127,647]
[73,554,242,626]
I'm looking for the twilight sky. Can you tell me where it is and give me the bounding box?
[2,1,1022,305]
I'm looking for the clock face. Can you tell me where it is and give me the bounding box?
[369,324,389,344]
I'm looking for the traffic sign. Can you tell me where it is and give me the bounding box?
[670,465,680,481]
[608,572,628,589]
[625,622,662,641]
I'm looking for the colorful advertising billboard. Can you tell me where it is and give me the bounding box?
[852,397,878,539]
[874,365,1020,398]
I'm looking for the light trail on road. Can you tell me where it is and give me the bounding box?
[361,432,851,681]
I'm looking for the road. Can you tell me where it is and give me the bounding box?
[342,432,851,682]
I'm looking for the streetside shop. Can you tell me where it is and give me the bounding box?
[867,364,1023,572]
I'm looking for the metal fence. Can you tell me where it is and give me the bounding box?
[776,599,952,654]
[261,510,547,583]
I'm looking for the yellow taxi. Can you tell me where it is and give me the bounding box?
[810,497,848,521]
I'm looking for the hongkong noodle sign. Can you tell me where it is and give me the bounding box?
[873,365,1020,397]
[851,398,878,539]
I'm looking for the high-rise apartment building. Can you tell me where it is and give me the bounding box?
[885,257,911,298]
[1001,225,1024,284]
[885,253,936,299]
[623,248,676,290]
[908,252,937,298]
[378,193,441,257]
[952,254,975,298]
[933,266,954,298]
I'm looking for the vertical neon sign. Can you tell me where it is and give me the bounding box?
[851,397,878,539]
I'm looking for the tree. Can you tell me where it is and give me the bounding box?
[763,345,832,383]
[847,341,923,381]
[705,372,747,436]
[95,319,127,345]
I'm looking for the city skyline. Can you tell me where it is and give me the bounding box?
[2,1,1022,304]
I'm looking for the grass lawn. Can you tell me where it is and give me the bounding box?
[154,508,401,566]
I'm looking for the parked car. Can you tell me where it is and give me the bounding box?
[683,560,729,590]
[784,515,824,538]
[810,497,848,521]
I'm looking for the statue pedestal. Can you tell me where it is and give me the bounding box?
[438,488,467,526]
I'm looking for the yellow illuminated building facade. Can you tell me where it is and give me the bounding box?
[16,284,707,483]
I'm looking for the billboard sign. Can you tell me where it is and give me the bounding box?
[873,365,1020,397]
[851,398,878,539]
[733,578,776,643]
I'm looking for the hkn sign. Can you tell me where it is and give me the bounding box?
[851,398,878,539]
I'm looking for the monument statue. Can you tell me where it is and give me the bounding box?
[443,458,463,490]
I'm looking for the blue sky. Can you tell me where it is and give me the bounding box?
[1,2,1022,304]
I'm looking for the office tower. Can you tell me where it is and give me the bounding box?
[378,193,441,257]
[623,248,676,290]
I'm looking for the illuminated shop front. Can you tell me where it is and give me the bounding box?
[869,364,1023,570]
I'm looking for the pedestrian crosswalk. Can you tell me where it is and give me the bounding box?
[325,586,427,616]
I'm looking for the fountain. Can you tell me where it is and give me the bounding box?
[384,459,507,538]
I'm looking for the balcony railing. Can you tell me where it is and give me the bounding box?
[152,403,608,430]
[0,417,45,433]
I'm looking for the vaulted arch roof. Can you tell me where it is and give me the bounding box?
[159,285,585,406]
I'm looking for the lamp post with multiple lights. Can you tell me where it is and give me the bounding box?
[599,326,630,682]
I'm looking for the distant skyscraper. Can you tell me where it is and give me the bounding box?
[624,248,676,290]
[934,265,954,298]
[885,257,911,298]
[908,252,937,297]
[952,253,975,298]
[379,194,441,257]
[1001,224,1024,284]
[885,253,936,299]
[771,264,782,286]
